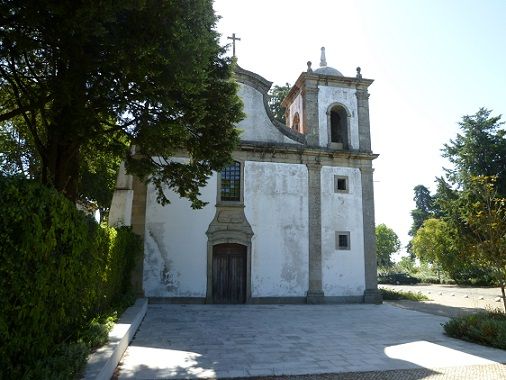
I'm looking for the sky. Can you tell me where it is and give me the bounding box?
[212,0,506,258]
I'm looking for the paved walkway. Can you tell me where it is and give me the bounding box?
[115,304,506,379]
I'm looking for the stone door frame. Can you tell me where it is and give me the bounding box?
[206,233,252,303]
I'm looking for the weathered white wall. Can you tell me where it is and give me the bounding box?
[244,161,309,297]
[237,83,299,144]
[287,92,304,131]
[318,86,359,149]
[143,168,217,297]
[321,166,365,296]
[108,162,134,227]
[108,189,133,226]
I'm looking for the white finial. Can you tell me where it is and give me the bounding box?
[320,46,327,67]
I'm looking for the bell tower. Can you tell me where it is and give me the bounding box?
[282,47,373,153]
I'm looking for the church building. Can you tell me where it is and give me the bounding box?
[109,48,381,304]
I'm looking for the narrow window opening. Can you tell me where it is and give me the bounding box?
[292,112,300,132]
[334,175,349,193]
[335,231,351,250]
[220,161,241,201]
[330,106,348,147]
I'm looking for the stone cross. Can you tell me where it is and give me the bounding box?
[227,33,241,57]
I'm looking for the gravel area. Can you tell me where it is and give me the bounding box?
[230,363,506,380]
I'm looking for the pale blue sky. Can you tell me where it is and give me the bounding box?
[213,0,506,256]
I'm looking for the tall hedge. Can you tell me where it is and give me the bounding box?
[0,176,141,377]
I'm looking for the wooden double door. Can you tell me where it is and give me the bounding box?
[212,243,247,304]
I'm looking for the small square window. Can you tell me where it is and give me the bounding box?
[334,175,348,193]
[335,231,350,250]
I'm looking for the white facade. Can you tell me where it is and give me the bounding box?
[321,166,365,296]
[109,57,378,303]
[244,161,309,297]
[143,175,217,297]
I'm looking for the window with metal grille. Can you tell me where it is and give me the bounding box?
[334,175,348,193]
[220,161,241,201]
[335,231,351,250]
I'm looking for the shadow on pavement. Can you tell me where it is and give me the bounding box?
[385,300,486,318]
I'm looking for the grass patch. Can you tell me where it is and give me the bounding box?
[380,288,430,301]
[443,310,506,350]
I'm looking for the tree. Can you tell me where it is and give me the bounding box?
[268,83,291,123]
[458,176,506,311]
[442,108,506,195]
[407,185,436,259]
[375,224,401,268]
[0,0,243,208]
[435,109,506,296]
[412,218,459,270]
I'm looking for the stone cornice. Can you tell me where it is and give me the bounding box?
[283,72,374,107]
[238,141,378,167]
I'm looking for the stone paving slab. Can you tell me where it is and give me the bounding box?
[115,304,506,379]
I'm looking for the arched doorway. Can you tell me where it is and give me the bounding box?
[212,243,247,303]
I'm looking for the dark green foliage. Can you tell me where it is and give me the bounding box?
[443,311,506,350]
[268,83,291,123]
[0,0,243,208]
[407,185,437,259]
[0,176,141,378]
[442,108,506,196]
[409,109,506,293]
[408,183,436,236]
[25,342,88,380]
[378,272,419,285]
[380,288,429,301]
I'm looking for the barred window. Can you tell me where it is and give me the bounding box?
[336,231,351,250]
[220,161,241,201]
[334,175,349,193]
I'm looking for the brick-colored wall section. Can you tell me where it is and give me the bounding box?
[130,176,147,296]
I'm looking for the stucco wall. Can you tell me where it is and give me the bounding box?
[237,83,298,144]
[318,86,359,149]
[320,166,365,296]
[143,170,217,297]
[244,161,309,297]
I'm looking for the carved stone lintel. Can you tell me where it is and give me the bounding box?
[206,205,253,244]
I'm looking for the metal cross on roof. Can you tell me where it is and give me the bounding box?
[227,33,241,57]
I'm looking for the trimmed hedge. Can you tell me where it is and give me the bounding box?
[443,311,506,350]
[0,176,141,378]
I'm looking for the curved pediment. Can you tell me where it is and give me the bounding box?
[235,66,305,145]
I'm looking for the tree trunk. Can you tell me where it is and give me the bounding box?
[501,283,506,313]
[45,138,80,201]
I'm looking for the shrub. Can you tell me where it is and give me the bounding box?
[0,176,141,378]
[443,310,506,350]
[380,288,430,301]
[378,272,419,285]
